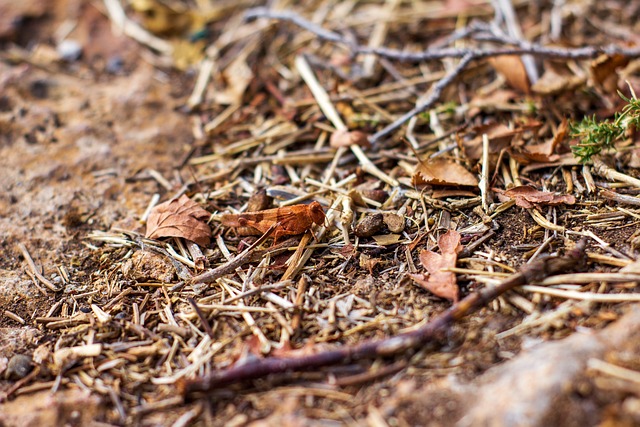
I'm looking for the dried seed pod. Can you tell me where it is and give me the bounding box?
[361,190,389,204]
[354,213,384,237]
[383,213,405,234]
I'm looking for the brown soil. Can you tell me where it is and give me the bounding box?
[2,1,640,426]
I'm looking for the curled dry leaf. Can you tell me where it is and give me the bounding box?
[329,129,371,148]
[145,194,212,247]
[502,185,576,209]
[409,230,462,302]
[412,158,478,187]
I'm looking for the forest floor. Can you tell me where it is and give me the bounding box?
[3,1,640,426]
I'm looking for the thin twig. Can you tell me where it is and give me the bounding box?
[295,55,399,185]
[245,8,640,61]
[18,243,59,292]
[187,297,215,339]
[370,53,474,143]
[190,224,277,284]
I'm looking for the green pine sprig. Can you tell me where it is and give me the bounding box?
[570,91,640,162]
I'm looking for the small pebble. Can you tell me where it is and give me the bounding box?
[5,354,33,380]
[354,213,384,237]
[57,39,83,62]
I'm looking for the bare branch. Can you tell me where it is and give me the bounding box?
[245,7,640,143]
[370,53,474,143]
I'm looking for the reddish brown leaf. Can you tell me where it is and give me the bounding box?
[502,185,576,209]
[329,129,371,148]
[488,55,531,94]
[409,230,462,302]
[412,159,478,187]
[145,195,212,247]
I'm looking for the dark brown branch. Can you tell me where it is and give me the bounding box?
[245,8,640,144]
[177,240,587,396]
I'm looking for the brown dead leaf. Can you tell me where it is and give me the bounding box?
[372,234,402,246]
[532,62,586,96]
[409,230,462,302]
[461,121,542,160]
[412,159,478,187]
[330,129,371,148]
[467,88,519,118]
[591,54,629,92]
[511,118,569,163]
[502,185,576,209]
[145,195,212,246]
[488,55,530,94]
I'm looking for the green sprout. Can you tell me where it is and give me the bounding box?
[570,91,640,162]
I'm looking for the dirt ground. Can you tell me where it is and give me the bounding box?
[3,1,640,426]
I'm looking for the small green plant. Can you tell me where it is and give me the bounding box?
[570,91,640,162]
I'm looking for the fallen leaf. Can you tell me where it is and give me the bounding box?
[409,230,462,302]
[412,158,478,187]
[372,234,402,246]
[532,62,585,95]
[461,121,542,160]
[467,88,519,118]
[511,118,569,163]
[502,185,576,209]
[488,55,530,94]
[330,129,371,148]
[591,53,629,92]
[145,195,212,246]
